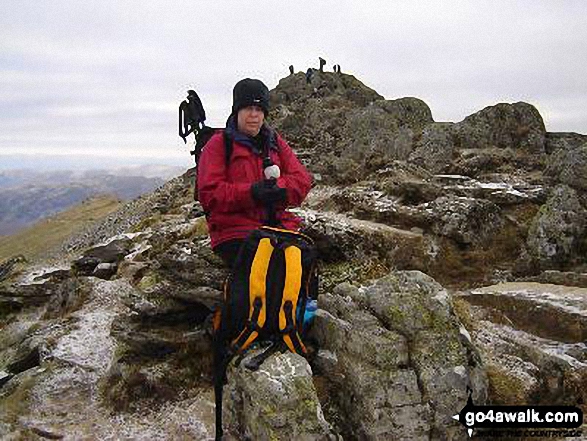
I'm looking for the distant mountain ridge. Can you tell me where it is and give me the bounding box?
[0,154,189,171]
[0,166,184,236]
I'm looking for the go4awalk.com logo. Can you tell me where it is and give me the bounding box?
[453,390,584,438]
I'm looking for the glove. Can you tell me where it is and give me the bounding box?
[251,179,287,204]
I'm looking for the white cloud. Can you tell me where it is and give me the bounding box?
[1,0,586,166]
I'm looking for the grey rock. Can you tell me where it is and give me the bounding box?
[71,256,102,275]
[524,270,587,288]
[423,195,503,245]
[545,132,587,155]
[310,271,487,440]
[407,102,547,175]
[82,237,133,263]
[122,281,211,327]
[429,174,546,206]
[312,349,339,375]
[463,282,587,343]
[0,255,26,283]
[0,370,12,387]
[224,350,336,441]
[296,207,434,272]
[475,321,586,405]
[409,123,457,174]
[167,285,223,310]
[117,261,148,282]
[376,97,434,131]
[92,262,118,280]
[338,106,415,169]
[526,185,587,269]
[155,240,225,290]
[458,102,546,154]
[5,337,40,374]
[0,270,82,317]
[545,142,587,190]
[269,72,435,185]
[458,284,587,406]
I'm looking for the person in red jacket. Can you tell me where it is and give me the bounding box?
[197,78,312,267]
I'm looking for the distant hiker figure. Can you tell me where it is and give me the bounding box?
[319,57,326,72]
[197,78,312,268]
[289,65,294,75]
[305,68,313,84]
[334,64,341,73]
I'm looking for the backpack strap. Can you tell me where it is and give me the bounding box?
[223,130,233,167]
[230,237,273,353]
[280,245,307,355]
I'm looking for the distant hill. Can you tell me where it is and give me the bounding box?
[0,166,184,236]
[0,195,121,261]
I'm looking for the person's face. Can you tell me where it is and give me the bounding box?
[237,105,265,136]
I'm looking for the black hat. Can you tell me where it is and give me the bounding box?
[232,78,270,115]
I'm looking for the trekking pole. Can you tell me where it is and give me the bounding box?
[263,157,280,227]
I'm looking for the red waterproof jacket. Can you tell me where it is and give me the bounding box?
[197,130,312,249]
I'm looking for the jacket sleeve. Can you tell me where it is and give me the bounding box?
[275,135,312,207]
[197,134,257,213]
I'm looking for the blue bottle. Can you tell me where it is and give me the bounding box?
[303,299,318,327]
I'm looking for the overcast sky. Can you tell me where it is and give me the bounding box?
[1,0,585,169]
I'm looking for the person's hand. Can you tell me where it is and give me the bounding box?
[251,180,286,204]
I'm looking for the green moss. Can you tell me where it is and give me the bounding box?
[136,272,163,291]
[0,368,39,424]
[131,214,162,233]
[385,303,408,328]
[322,258,389,292]
[429,217,527,289]
[100,362,144,412]
[181,217,208,240]
[486,363,529,405]
[450,297,476,332]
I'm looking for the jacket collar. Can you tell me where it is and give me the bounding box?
[225,115,278,155]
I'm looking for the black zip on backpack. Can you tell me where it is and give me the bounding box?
[212,226,318,440]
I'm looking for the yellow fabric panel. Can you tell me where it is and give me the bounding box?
[249,237,273,327]
[280,245,302,331]
[283,334,307,354]
[241,331,259,352]
[283,334,296,353]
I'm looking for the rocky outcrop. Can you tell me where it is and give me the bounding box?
[409,102,547,177]
[545,132,587,154]
[458,102,546,153]
[457,282,586,407]
[376,97,434,131]
[296,208,434,268]
[526,185,587,270]
[269,72,434,184]
[223,351,335,440]
[409,123,458,174]
[423,196,503,245]
[311,271,487,440]
[545,142,587,190]
[464,282,586,343]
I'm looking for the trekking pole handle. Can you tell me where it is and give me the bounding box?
[264,164,280,180]
[263,155,280,180]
